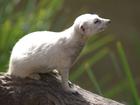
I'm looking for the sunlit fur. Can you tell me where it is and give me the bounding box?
[7,14,110,92]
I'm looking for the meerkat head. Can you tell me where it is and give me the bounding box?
[74,14,111,36]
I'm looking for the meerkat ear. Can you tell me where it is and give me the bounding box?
[79,22,88,35]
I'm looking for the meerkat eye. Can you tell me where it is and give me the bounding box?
[94,19,101,24]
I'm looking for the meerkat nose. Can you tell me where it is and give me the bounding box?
[107,19,111,24]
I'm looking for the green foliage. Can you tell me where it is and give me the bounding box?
[71,38,140,104]
[85,63,103,95]
[0,1,139,105]
[70,36,140,104]
[0,0,63,71]
[117,42,140,105]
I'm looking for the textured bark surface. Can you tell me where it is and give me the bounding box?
[0,73,124,105]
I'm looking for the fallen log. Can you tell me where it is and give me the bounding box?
[0,73,124,105]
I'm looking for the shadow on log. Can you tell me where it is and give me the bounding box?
[0,73,124,105]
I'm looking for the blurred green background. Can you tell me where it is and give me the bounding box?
[0,0,140,104]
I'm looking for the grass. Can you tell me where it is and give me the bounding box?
[117,41,140,105]
[104,79,128,98]
[71,40,140,104]
[85,63,103,95]
[70,47,109,81]
[0,0,64,71]
[0,1,140,104]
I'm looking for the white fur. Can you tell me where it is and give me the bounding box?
[7,14,110,92]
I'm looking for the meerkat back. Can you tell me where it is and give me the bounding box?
[8,31,60,78]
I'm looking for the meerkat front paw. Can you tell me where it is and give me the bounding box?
[64,87,79,94]
[63,84,79,94]
[68,81,74,88]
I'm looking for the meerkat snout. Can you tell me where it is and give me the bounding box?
[102,19,111,25]
[107,19,111,24]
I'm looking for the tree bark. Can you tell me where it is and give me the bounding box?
[0,73,124,105]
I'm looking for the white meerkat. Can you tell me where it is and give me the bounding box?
[7,14,111,93]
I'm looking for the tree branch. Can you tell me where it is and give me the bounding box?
[0,73,124,105]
